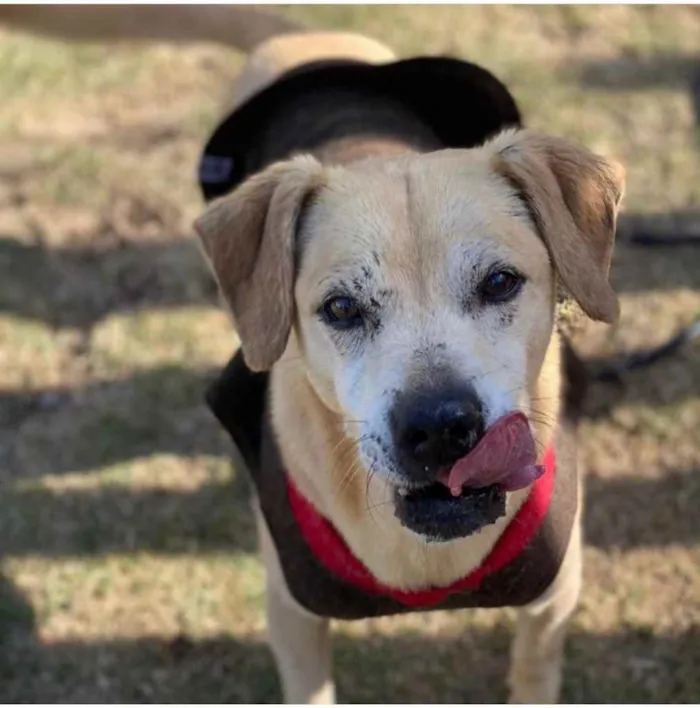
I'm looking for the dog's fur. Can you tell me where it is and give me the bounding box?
[5,8,624,703]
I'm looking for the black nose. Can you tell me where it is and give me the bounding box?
[390,386,485,482]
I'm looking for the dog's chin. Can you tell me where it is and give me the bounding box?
[393,482,506,543]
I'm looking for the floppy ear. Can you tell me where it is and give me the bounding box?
[491,129,625,323]
[194,155,324,371]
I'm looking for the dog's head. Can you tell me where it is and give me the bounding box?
[195,129,624,542]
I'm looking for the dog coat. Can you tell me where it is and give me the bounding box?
[206,351,578,621]
[198,56,578,620]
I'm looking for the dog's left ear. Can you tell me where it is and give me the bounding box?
[492,129,625,323]
[194,155,324,371]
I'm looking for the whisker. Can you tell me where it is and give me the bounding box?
[364,462,380,526]
[364,498,395,513]
[331,436,365,476]
[334,460,362,499]
[527,414,560,430]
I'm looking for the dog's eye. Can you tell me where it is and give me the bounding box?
[480,270,524,303]
[321,296,363,329]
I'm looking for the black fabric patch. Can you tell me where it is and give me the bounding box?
[198,56,522,202]
[206,351,269,472]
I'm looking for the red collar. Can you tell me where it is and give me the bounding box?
[287,445,556,608]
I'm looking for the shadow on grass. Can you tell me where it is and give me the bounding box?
[0,473,257,557]
[580,348,700,421]
[1,363,259,555]
[613,211,700,289]
[574,52,700,130]
[0,235,217,330]
[2,365,226,477]
[615,209,700,245]
[0,572,36,646]
[575,52,700,92]
[584,467,700,551]
[0,610,698,703]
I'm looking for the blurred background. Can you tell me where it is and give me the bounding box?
[0,5,698,702]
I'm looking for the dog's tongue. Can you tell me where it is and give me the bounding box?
[438,412,544,495]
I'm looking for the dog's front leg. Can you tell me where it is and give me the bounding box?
[266,583,335,704]
[255,501,335,703]
[507,509,582,703]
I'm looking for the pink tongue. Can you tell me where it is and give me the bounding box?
[438,412,544,495]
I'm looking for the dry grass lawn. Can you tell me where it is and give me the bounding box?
[1,5,699,703]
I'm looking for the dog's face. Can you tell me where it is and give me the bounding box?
[196,130,624,542]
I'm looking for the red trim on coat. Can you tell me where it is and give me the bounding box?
[287,445,556,607]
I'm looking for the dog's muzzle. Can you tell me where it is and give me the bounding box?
[388,389,542,542]
[387,384,503,541]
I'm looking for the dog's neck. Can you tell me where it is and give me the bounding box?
[251,85,444,169]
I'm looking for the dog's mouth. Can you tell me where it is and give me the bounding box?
[394,481,507,542]
[393,412,544,542]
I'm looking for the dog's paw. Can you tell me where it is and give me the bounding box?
[508,670,561,704]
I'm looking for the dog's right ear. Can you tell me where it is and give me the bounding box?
[194,155,324,372]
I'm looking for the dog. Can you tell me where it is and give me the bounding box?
[192,22,625,706]
[4,7,625,703]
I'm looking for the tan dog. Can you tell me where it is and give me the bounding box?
[3,7,624,702]
[193,27,625,705]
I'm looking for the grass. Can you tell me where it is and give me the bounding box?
[1,5,699,702]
